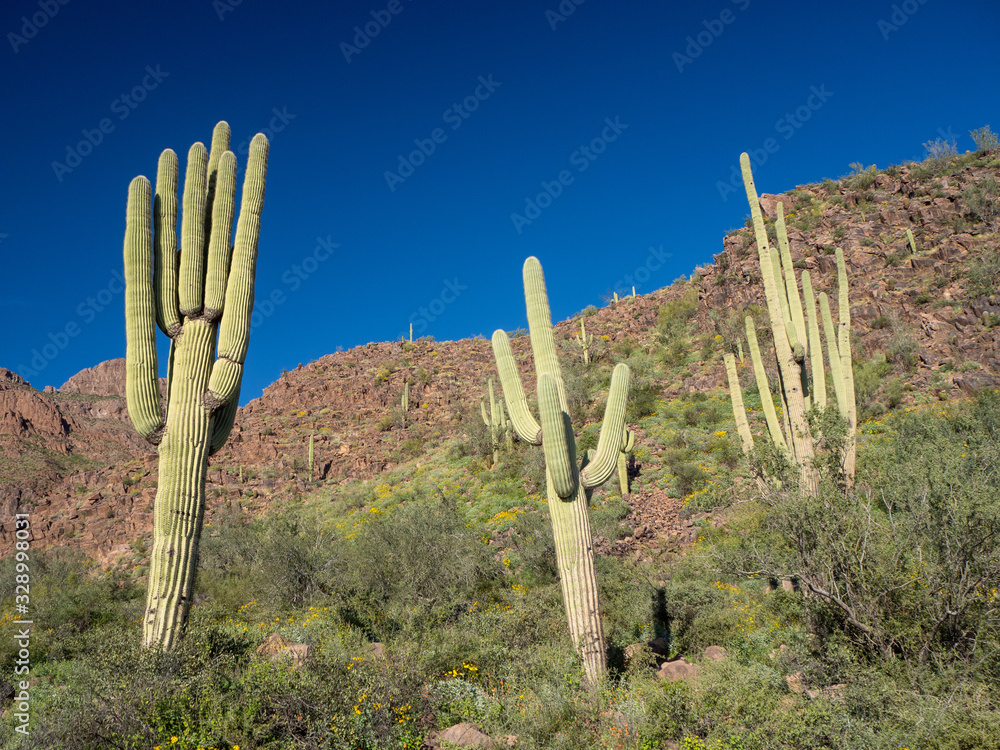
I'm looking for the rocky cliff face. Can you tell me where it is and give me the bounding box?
[0,153,997,564]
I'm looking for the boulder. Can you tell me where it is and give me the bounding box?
[255,633,311,667]
[658,658,700,682]
[703,645,728,662]
[428,722,496,749]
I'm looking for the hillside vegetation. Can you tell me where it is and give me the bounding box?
[1,144,1000,749]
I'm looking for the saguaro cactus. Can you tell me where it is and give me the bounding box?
[480,378,511,465]
[124,121,269,649]
[724,153,856,490]
[491,257,631,685]
[617,429,635,496]
[308,433,315,480]
[575,319,593,365]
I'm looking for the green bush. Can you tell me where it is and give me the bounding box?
[656,289,698,345]
[967,246,1000,299]
[963,176,1000,227]
[970,124,1000,153]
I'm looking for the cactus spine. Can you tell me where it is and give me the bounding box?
[724,153,856,491]
[575,319,593,365]
[124,122,269,649]
[491,257,630,685]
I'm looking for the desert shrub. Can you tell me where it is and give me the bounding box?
[923,137,958,160]
[970,124,1000,153]
[885,331,919,368]
[846,162,877,191]
[656,289,698,345]
[962,176,1000,227]
[628,380,662,421]
[724,391,1000,670]
[852,353,892,421]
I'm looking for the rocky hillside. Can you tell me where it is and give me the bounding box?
[1,149,997,564]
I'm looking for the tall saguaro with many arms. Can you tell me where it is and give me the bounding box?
[124,122,269,649]
[726,152,856,492]
[491,257,631,685]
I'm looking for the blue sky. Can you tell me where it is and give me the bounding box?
[2,0,997,403]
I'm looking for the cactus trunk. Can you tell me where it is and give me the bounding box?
[143,321,215,649]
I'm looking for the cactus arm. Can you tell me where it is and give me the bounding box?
[523,257,563,388]
[836,249,857,484]
[209,388,239,455]
[819,292,848,417]
[208,135,269,407]
[203,150,237,317]
[724,353,754,454]
[538,373,578,498]
[124,176,166,443]
[746,316,788,453]
[491,330,542,444]
[153,149,181,337]
[580,363,630,489]
[802,271,826,410]
[777,204,807,354]
[770,246,794,341]
[178,142,208,317]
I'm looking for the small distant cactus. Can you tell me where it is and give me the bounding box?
[480,378,511,465]
[308,433,315,480]
[575,319,593,365]
[617,428,635,496]
[401,382,410,427]
[124,121,269,649]
[491,257,630,684]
